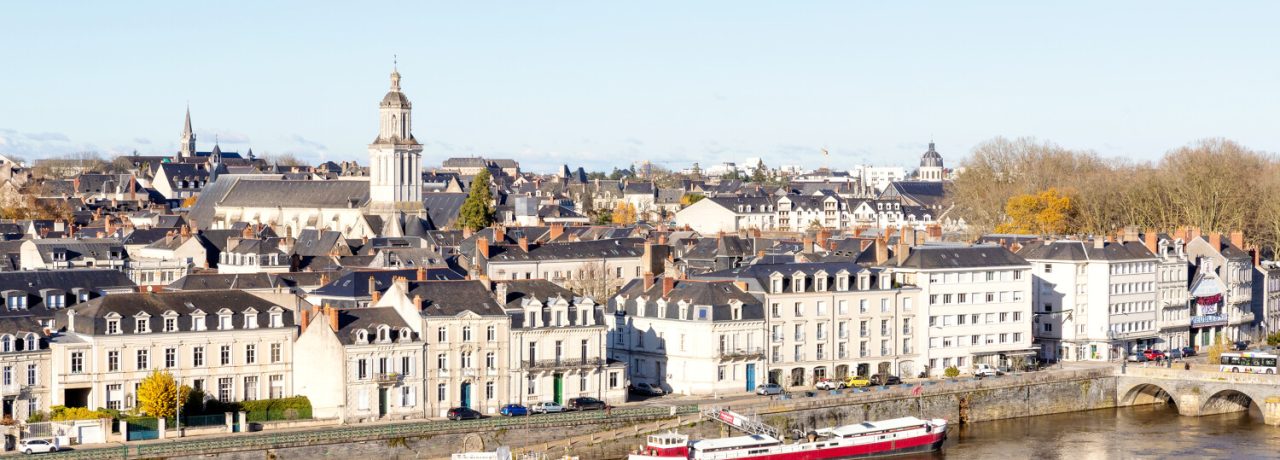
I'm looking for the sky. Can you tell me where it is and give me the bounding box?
[2,1,1278,173]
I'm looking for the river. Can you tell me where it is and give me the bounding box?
[910,404,1280,459]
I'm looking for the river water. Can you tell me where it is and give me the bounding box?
[909,404,1280,459]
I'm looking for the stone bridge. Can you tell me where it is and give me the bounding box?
[1116,367,1280,424]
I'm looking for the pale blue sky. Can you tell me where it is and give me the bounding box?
[2,1,1277,172]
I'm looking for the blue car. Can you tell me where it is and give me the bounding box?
[500,404,529,416]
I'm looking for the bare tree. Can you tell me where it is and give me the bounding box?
[564,260,624,302]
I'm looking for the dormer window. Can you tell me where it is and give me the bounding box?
[770,275,784,294]
[356,329,368,344]
[164,317,177,332]
[107,318,121,335]
[697,307,710,320]
[400,328,413,342]
[135,317,150,334]
[192,311,207,331]
[24,334,35,351]
[217,309,234,330]
[0,335,11,353]
[378,326,390,343]
[243,308,259,329]
[792,274,805,293]
[269,311,283,328]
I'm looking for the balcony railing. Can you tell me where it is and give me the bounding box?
[816,352,826,360]
[522,358,605,370]
[793,353,806,362]
[838,351,848,359]
[719,347,765,360]
[375,372,403,385]
[838,331,849,339]
[772,335,784,343]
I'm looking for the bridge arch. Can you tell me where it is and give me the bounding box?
[1200,389,1258,416]
[1120,383,1176,408]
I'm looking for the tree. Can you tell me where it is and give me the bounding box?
[680,193,705,207]
[994,188,1076,235]
[564,261,623,301]
[458,169,494,231]
[137,370,189,418]
[751,159,769,183]
[1206,335,1230,366]
[594,209,613,225]
[611,201,637,225]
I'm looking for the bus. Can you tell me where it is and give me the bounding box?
[1219,352,1278,374]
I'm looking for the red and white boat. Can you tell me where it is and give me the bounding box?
[629,410,947,460]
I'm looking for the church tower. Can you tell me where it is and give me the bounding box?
[180,107,196,159]
[367,66,425,217]
[918,142,944,182]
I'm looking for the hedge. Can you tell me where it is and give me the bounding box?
[204,396,313,422]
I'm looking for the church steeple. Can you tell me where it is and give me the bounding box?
[180,106,196,159]
[368,63,424,219]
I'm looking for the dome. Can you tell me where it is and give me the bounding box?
[381,91,411,107]
[920,142,943,168]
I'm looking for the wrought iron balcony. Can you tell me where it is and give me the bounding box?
[375,372,403,385]
[718,347,764,360]
[522,358,605,370]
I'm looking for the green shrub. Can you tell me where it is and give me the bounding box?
[199,396,312,421]
[944,366,960,378]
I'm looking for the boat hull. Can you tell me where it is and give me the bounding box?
[631,430,946,460]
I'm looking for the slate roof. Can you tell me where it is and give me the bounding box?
[218,179,371,208]
[1017,240,1154,262]
[406,280,506,317]
[698,261,876,293]
[705,196,773,212]
[123,228,181,246]
[893,245,1029,269]
[326,307,416,345]
[422,193,467,228]
[57,290,292,336]
[881,181,947,208]
[498,279,604,329]
[0,269,135,318]
[310,268,463,298]
[610,278,764,321]
[487,238,645,262]
[27,238,127,264]
[291,229,348,257]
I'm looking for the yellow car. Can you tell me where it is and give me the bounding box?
[844,376,871,388]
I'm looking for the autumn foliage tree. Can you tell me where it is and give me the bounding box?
[137,370,190,418]
[611,201,637,225]
[995,188,1076,235]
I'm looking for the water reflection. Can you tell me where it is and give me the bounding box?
[909,404,1280,460]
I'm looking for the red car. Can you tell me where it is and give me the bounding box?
[1143,349,1167,361]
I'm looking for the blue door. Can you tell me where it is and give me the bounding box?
[460,382,471,408]
[745,364,756,392]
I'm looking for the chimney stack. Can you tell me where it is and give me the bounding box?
[802,236,815,254]
[518,236,529,252]
[895,237,910,265]
[416,266,427,281]
[816,229,830,249]
[367,276,379,302]
[874,238,889,265]
[1144,229,1157,254]
[476,237,490,258]
[661,276,675,298]
[1174,227,1187,240]
[1210,232,1221,250]
[1230,230,1244,249]
[328,307,339,332]
[1123,226,1139,243]
[549,222,564,241]
[643,272,655,291]
[1094,236,1105,249]
[299,308,310,334]
[1191,227,1202,240]
[413,294,424,312]
[494,226,506,243]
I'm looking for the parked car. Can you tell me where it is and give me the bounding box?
[844,375,871,388]
[870,374,903,386]
[530,401,566,414]
[568,397,607,411]
[499,404,529,416]
[19,439,58,454]
[629,382,666,396]
[1127,353,1149,363]
[447,407,483,421]
[815,378,842,390]
[1143,349,1167,361]
[1167,349,1185,360]
[1234,341,1250,351]
[1181,346,1197,357]
[974,364,1000,377]
[756,383,784,396]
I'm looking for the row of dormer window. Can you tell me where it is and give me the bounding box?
[769,271,889,294]
[102,310,285,335]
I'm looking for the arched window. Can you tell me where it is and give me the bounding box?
[378,326,389,343]
[0,335,11,353]
[24,334,35,351]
